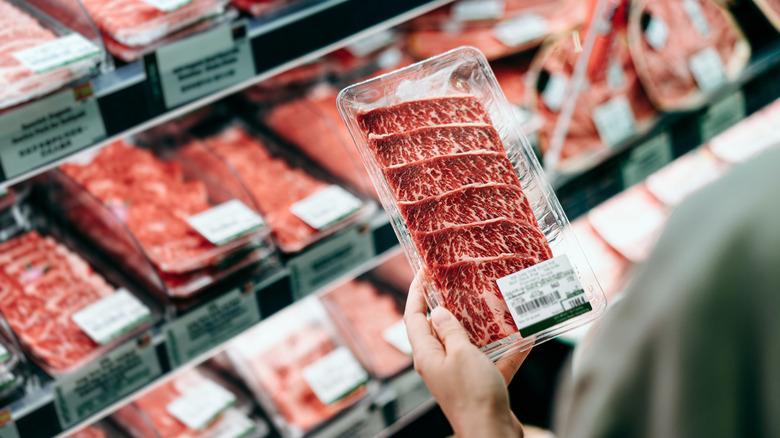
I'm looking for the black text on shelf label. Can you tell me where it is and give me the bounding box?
[496,255,591,337]
[0,85,106,181]
[621,131,673,188]
[12,33,101,74]
[53,333,161,429]
[153,23,255,108]
[72,289,152,345]
[139,0,195,12]
[303,346,368,405]
[452,0,505,22]
[493,14,549,47]
[592,96,637,148]
[382,320,412,355]
[165,287,260,368]
[187,199,264,245]
[290,185,363,230]
[689,47,727,94]
[288,225,375,300]
[167,380,237,431]
[0,409,19,438]
[700,91,745,142]
[644,16,669,51]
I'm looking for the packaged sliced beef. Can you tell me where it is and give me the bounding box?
[0,0,103,110]
[338,47,606,360]
[645,147,727,207]
[0,230,153,375]
[570,219,631,302]
[627,0,750,111]
[320,279,412,379]
[180,124,371,253]
[226,298,371,436]
[81,0,229,47]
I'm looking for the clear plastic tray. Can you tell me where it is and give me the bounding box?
[0,0,105,110]
[81,0,230,47]
[337,46,606,360]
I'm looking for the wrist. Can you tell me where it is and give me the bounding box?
[451,405,521,438]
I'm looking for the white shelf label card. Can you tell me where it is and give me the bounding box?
[154,23,255,108]
[592,96,637,148]
[187,199,264,246]
[167,380,237,431]
[497,255,591,337]
[452,0,505,22]
[72,289,152,345]
[0,85,106,180]
[211,410,257,438]
[12,33,101,74]
[0,344,9,363]
[302,347,368,405]
[53,334,161,429]
[290,185,363,230]
[700,91,745,142]
[607,60,625,90]
[542,73,568,112]
[0,409,19,438]
[382,320,412,355]
[347,30,396,57]
[139,0,196,12]
[683,0,711,37]
[689,47,728,93]
[621,131,673,188]
[493,14,549,47]
[644,16,669,51]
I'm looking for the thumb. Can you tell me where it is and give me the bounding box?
[430,307,472,351]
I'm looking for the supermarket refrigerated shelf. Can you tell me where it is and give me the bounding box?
[0,0,452,189]
[553,40,780,220]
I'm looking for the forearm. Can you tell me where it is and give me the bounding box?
[449,406,523,438]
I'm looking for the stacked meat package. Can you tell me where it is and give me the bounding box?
[226,298,372,437]
[339,47,605,358]
[56,140,274,299]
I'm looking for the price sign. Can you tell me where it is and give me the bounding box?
[72,289,152,345]
[12,34,101,74]
[592,96,637,148]
[700,91,745,142]
[621,131,673,188]
[689,47,727,93]
[187,199,265,245]
[167,380,237,430]
[302,347,368,405]
[290,185,363,230]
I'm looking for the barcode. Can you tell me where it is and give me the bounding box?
[566,295,588,308]
[514,291,561,315]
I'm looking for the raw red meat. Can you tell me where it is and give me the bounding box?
[321,280,411,378]
[0,231,114,373]
[494,65,529,106]
[398,184,535,233]
[357,96,492,136]
[231,0,293,17]
[627,0,749,110]
[383,151,520,202]
[368,124,504,167]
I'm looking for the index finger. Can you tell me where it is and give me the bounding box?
[404,274,444,361]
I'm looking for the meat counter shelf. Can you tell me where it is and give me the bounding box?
[553,40,780,220]
[0,210,426,438]
[0,0,452,189]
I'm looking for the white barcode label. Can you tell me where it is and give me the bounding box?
[542,73,568,112]
[139,0,195,12]
[303,347,368,405]
[644,16,669,51]
[167,379,236,431]
[493,14,549,47]
[496,255,591,337]
[187,199,265,245]
[382,320,412,355]
[592,96,637,147]
[452,0,505,22]
[12,34,101,74]
[689,47,727,93]
[607,60,625,90]
[71,289,152,345]
[290,185,363,230]
[683,0,711,37]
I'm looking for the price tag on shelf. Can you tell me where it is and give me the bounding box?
[689,47,727,94]
[72,289,152,345]
[167,380,237,431]
[290,185,363,230]
[0,85,106,181]
[382,320,412,355]
[165,286,260,368]
[493,14,549,47]
[149,23,255,109]
[187,199,265,245]
[621,131,673,188]
[700,91,745,142]
[0,409,19,438]
[644,16,669,51]
[303,347,368,405]
[542,73,568,112]
[139,0,196,12]
[288,224,375,300]
[12,33,101,74]
[452,0,505,22]
[53,333,161,429]
[592,96,637,148]
[497,255,591,337]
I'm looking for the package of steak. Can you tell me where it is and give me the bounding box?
[225,298,374,437]
[627,0,751,111]
[111,367,268,438]
[0,0,105,110]
[320,277,413,379]
[178,121,376,253]
[337,46,607,360]
[53,139,276,299]
[80,0,230,47]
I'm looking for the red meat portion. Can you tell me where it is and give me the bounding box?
[357,96,492,137]
[368,124,504,167]
[231,0,292,17]
[383,151,521,202]
[398,184,536,233]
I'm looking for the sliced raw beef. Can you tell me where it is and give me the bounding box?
[357,96,491,136]
[416,219,551,266]
[627,0,749,110]
[383,151,520,202]
[368,124,504,167]
[398,184,535,233]
[430,256,539,346]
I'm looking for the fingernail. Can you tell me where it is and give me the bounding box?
[431,307,451,328]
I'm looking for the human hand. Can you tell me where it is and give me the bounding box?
[404,275,531,437]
